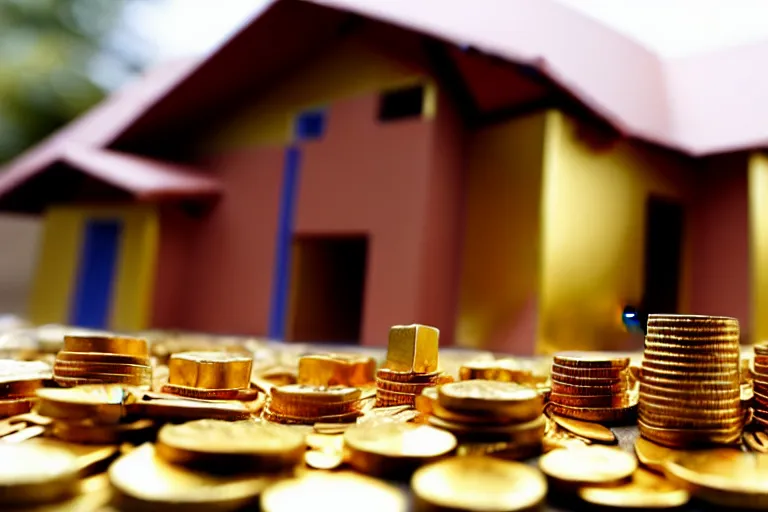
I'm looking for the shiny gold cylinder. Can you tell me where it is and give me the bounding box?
[64,336,148,357]
[168,352,253,390]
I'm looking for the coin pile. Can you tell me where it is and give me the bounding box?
[419,380,545,459]
[163,351,257,400]
[263,384,364,425]
[298,354,376,387]
[53,335,152,388]
[0,360,50,417]
[547,352,635,423]
[36,385,156,444]
[752,343,768,429]
[376,324,444,407]
[638,314,742,447]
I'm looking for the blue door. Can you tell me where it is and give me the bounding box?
[69,219,123,329]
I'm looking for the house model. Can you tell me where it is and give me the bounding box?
[0,0,764,354]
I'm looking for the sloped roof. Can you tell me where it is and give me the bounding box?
[3,0,768,200]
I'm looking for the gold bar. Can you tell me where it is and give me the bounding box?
[384,324,439,374]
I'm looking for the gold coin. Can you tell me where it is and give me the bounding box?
[549,392,631,408]
[647,314,738,327]
[550,381,627,396]
[157,419,304,470]
[645,331,739,341]
[412,456,547,512]
[376,368,442,383]
[437,380,542,419]
[0,398,34,418]
[0,443,79,505]
[271,384,361,404]
[640,365,739,382]
[304,450,343,470]
[50,418,156,444]
[344,423,456,476]
[375,378,436,395]
[553,352,630,369]
[638,409,744,430]
[550,373,623,387]
[418,387,519,425]
[53,360,151,377]
[663,449,768,509]
[262,406,361,425]
[550,414,616,443]
[539,446,636,487]
[545,402,636,424]
[551,364,626,379]
[0,378,44,400]
[638,419,741,447]
[53,373,150,387]
[55,350,150,366]
[638,381,739,399]
[168,351,253,389]
[64,335,148,357]
[634,436,689,472]
[36,384,129,423]
[756,344,768,357]
[268,395,360,418]
[643,340,738,354]
[160,383,246,401]
[638,399,742,420]
[744,432,768,453]
[110,443,272,510]
[427,414,545,443]
[261,471,407,512]
[579,468,690,509]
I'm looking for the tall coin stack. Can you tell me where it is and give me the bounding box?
[751,343,768,428]
[547,352,635,423]
[263,384,363,424]
[638,314,742,447]
[376,324,443,407]
[54,335,152,388]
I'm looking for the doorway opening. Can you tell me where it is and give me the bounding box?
[642,196,684,315]
[287,235,368,343]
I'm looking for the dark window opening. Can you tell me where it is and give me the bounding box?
[294,109,326,141]
[287,235,368,343]
[377,84,425,122]
[642,196,684,316]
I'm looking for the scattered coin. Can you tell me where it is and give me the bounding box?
[412,456,547,512]
[550,414,616,444]
[0,443,79,506]
[579,468,690,509]
[539,446,637,488]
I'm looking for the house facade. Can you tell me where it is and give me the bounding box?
[0,0,758,353]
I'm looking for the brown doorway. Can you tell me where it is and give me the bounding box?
[643,196,684,315]
[287,235,368,343]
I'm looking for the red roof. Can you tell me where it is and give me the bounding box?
[2,0,767,209]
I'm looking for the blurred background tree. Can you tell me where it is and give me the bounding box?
[0,0,152,163]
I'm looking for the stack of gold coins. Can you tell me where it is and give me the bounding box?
[263,384,363,425]
[36,385,156,444]
[298,354,376,388]
[547,352,635,423]
[459,358,551,394]
[419,380,545,458]
[639,314,742,447]
[376,324,443,407]
[753,343,768,428]
[163,351,257,401]
[53,335,151,388]
[0,360,50,417]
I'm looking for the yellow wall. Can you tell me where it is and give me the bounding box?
[29,204,159,331]
[456,112,547,351]
[538,110,697,353]
[203,36,436,151]
[750,153,768,343]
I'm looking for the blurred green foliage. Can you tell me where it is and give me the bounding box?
[0,0,147,163]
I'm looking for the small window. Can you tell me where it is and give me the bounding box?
[294,109,326,141]
[377,84,425,122]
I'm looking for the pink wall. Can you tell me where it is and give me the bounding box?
[151,205,194,328]
[689,153,750,335]
[154,148,284,335]
[295,93,464,346]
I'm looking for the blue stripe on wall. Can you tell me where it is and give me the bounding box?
[70,219,123,329]
[268,146,302,340]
